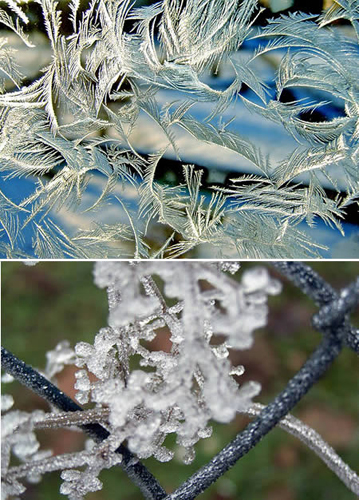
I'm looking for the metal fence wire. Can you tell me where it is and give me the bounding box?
[1,262,359,499]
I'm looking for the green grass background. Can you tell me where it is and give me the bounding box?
[1,261,359,500]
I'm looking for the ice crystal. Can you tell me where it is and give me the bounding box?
[1,373,14,383]
[71,261,281,462]
[59,442,122,499]
[1,394,14,412]
[1,406,52,499]
[45,340,77,380]
[60,469,102,500]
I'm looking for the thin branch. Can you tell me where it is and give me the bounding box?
[141,275,169,313]
[28,404,359,495]
[168,334,344,500]
[140,274,184,346]
[241,404,359,496]
[32,408,110,430]
[6,450,93,481]
[1,347,167,500]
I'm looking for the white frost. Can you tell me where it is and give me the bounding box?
[78,262,281,462]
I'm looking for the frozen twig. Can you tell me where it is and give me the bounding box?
[28,404,359,496]
[6,450,96,481]
[31,408,110,430]
[1,347,167,500]
[242,403,359,496]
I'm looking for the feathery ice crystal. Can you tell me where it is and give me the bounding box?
[1,0,359,258]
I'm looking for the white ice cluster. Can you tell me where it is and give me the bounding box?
[59,444,122,500]
[1,370,120,500]
[1,394,51,499]
[73,262,281,463]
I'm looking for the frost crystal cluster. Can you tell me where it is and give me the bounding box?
[74,261,281,463]
[1,394,51,498]
[0,0,358,258]
[1,262,281,500]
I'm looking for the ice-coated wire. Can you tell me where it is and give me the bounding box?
[168,334,344,500]
[312,277,359,329]
[271,261,337,306]
[273,262,359,354]
[1,347,167,500]
[242,403,359,496]
[347,327,359,353]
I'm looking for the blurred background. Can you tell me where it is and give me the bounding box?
[1,261,359,500]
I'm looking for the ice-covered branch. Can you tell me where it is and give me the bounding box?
[1,347,167,500]
[27,404,359,496]
[32,408,110,430]
[6,450,96,481]
[168,334,344,500]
